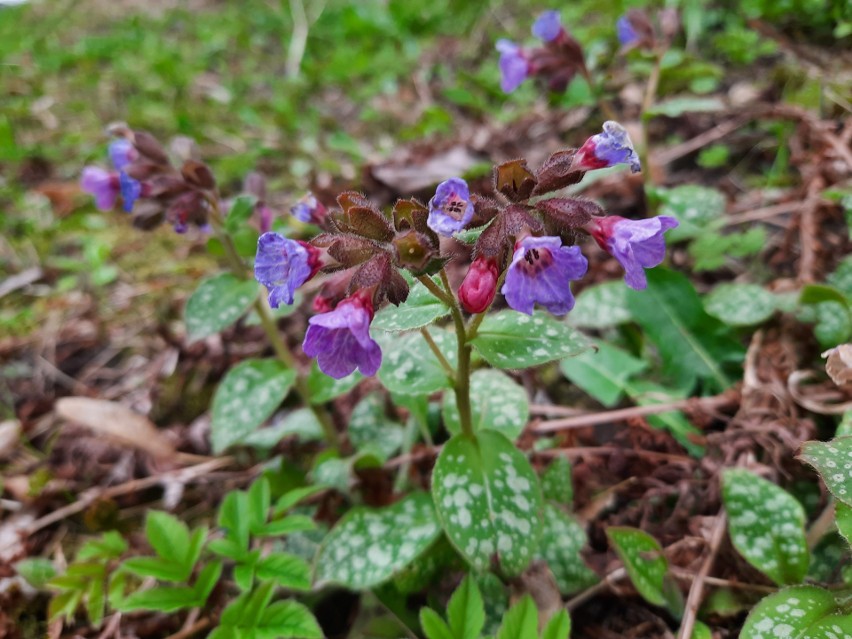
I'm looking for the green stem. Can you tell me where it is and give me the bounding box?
[638,49,664,201]
[207,200,339,452]
[420,327,455,383]
[436,268,474,440]
[416,274,455,307]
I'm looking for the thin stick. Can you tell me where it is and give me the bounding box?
[565,567,626,611]
[536,447,692,464]
[722,201,803,227]
[677,512,728,639]
[420,327,456,382]
[653,117,747,166]
[670,569,776,594]
[164,617,210,639]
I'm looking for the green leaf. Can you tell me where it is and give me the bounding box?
[145,511,191,570]
[560,341,648,408]
[255,552,311,590]
[349,393,406,461]
[477,573,510,637]
[306,361,362,404]
[240,580,276,628]
[626,268,742,391]
[121,557,188,582]
[537,504,597,595]
[314,492,441,589]
[836,502,852,546]
[85,573,105,627]
[184,273,258,343]
[372,276,449,332]
[704,284,780,326]
[432,431,543,575]
[447,575,485,639]
[470,311,591,369]
[225,195,257,234]
[116,585,200,613]
[247,477,271,533]
[192,561,223,602]
[273,485,326,517]
[264,408,325,444]
[378,329,456,395]
[689,227,766,272]
[49,589,82,622]
[800,437,852,507]
[568,282,632,329]
[77,531,127,561]
[420,607,455,639]
[828,256,852,298]
[541,609,572,639]
[15,558,57,588]
[255,514,317,536]
[259,600,323,639]
[496,595,538,639]
[811,302,852,349]
[722,468,809,585]
[690,621,712,639]
[217,490,250,557]
[211,358,296,453]
[607,527,668,607]
[442,369,529,440]
[541,457,573,507]
[654,184,726,241]
[800,284,849,307]
[739,585,843,639]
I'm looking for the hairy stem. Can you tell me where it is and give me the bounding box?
[207,201,339,451]
[436,268,474,439]
[420,327,455,383]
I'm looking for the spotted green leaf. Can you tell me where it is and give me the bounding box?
[432,431,543,575]
[740,585,852,639]
[836,502,852,546]
[800,437,852,507]
[704,283,780,326]
[655,184,725,242]
[314,492,441,589]
[537,504,597,595]
[722,468,809,585]
[211,359,296,453]
[607,527,669,607]
[372,276,449,332]
[541,457,573,507]
[568,281,632,329]
[470,311,591,370]
[442,369,529,440]
[349,393,405,461]
[378,329,456,395]
[184,273,258,343]
[306,362,362,404]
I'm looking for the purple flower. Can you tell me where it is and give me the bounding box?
[616,15,639,46]
[291,193,326,225]
[81,167,119,211]
[501,235,588,315]
[119,171,141,212]
[590,216,679,290]
[532,10,562,42]
[303,290,381,379]
[496,39,529,93]
[427,177,475,236]
[573,121,641,174]
[254,232,314,308]
[109,139,136,171]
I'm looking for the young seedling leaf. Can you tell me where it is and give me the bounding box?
[255,552,311,590]
[432,430,543,575]
[314,492,441,589]
[541,609,572,639]
[721,468,809,585]
[185,273,258,343]
[607,527,668,607]
[259,600,324,639]
[446,575,485,639]
[15,558,57,588]
[442,369,529,440]
[471,310,591,369]
[537,504,597,595]
[211,358,296,453]
[496,595,538,639]
[420,607,455,639]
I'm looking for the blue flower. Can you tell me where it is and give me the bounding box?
[574,121,641,174]
[291,192,326,224]
[427,177,475,236]
[81,167,119,211]
[501,235,588,315]
[532,10,562,42]
[496,39,529,93]
[109,139,136,171]
[616,15,639,46]
[302,290,381,379]
[590,216,679,289]
[119,171,142,212]
[254,232,313,308]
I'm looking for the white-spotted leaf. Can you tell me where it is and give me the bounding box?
[306,362,362,404]
[349,393,405,461]
[536,504,597,595]
[372,276,449,332]
[314,492,440,589]
[607,527,668,607]
[541,457,573,507]
[836,502,852,546]
[722,468,809,585]
[442,370,529,440]
[568,281,632,329]
[800,437,852,507]
[704,283,780,326]
[470,311,591,370]
[432,431,543,575]
[185,273,258,342]
[739,585,846,639]
[211,359,296,453]
[378,329,456,395]
[655,184,725,241]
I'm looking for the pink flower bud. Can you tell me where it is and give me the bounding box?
[459,257,499,314]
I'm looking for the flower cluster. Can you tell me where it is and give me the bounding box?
[256,122,677,379]
[497,10,587,94]
[81,127,216,233]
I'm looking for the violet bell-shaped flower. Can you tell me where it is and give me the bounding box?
[496,39,529,93]
[254,232,323,308]
[589,215,679,290]
[427,177,475,236]
[81,167,120,211]
[302,289,382,379]
[573,121,641,174]
[501,235,588,315]
[616,14,640,46]
[109,139,137,171]
[291,192,327,225]
[532,10,562,42]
